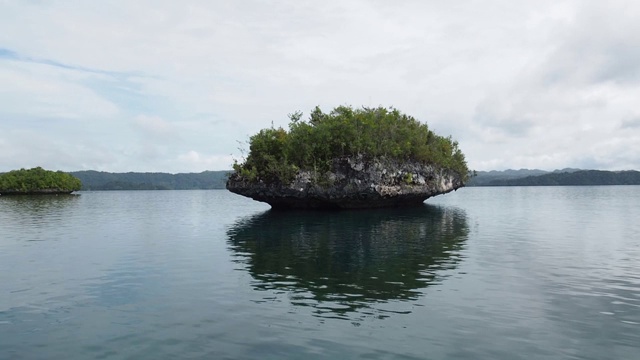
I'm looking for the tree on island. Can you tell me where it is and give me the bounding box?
[0,167,82,195]
[228,106,470,209]
[233,105,470,184]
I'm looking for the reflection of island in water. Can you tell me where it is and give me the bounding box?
[0,194,80,219]
[0,194,81,240]
[227,205,469,319]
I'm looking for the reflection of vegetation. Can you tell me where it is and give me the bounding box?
[0,194,80,233]
[227,205,469,319]
[0,167,81,194]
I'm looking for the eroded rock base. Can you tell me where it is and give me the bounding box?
[227,156,464,210]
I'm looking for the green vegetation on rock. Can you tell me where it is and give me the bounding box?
[0,167,82,194]
[233,105,470,184]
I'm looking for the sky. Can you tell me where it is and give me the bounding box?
[1,0,639,173]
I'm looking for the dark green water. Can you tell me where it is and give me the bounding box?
[1,187,639,359]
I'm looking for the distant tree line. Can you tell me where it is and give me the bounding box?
[466,169,551,186]
[6,167,634,192]
[0,167,82,194]
[71,170,229,190]
[478,170,640,186]
[233,105,470,184]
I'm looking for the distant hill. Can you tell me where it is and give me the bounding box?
[8,168,636,190]
[474,170,640,186]
[467,168,585,186]
[70,170,230,190]
[467,169,549,186]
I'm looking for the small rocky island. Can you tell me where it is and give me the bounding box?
[0,167,82,195]
[227,106,469,209]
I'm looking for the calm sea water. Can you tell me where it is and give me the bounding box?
[1,187,639,359]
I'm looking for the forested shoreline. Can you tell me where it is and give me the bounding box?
[3,169,639,192]
[74,169,640,190]
[70,170,229,190]
[471,170,640,186]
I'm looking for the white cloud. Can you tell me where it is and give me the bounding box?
[0,60,119,119]
[0,128,119,171]
[1,0,639,172]
[134,115,174,136]
[177,151,235,172]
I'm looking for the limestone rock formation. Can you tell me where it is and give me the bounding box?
[227,155,464,209]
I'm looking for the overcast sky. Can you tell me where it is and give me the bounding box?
[1,0,639,173]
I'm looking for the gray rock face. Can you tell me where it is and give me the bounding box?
[227,156,465,209]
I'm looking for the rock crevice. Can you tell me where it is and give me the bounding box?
[227,156,464,209]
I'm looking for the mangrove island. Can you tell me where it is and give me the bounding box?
[0,167,82,195]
